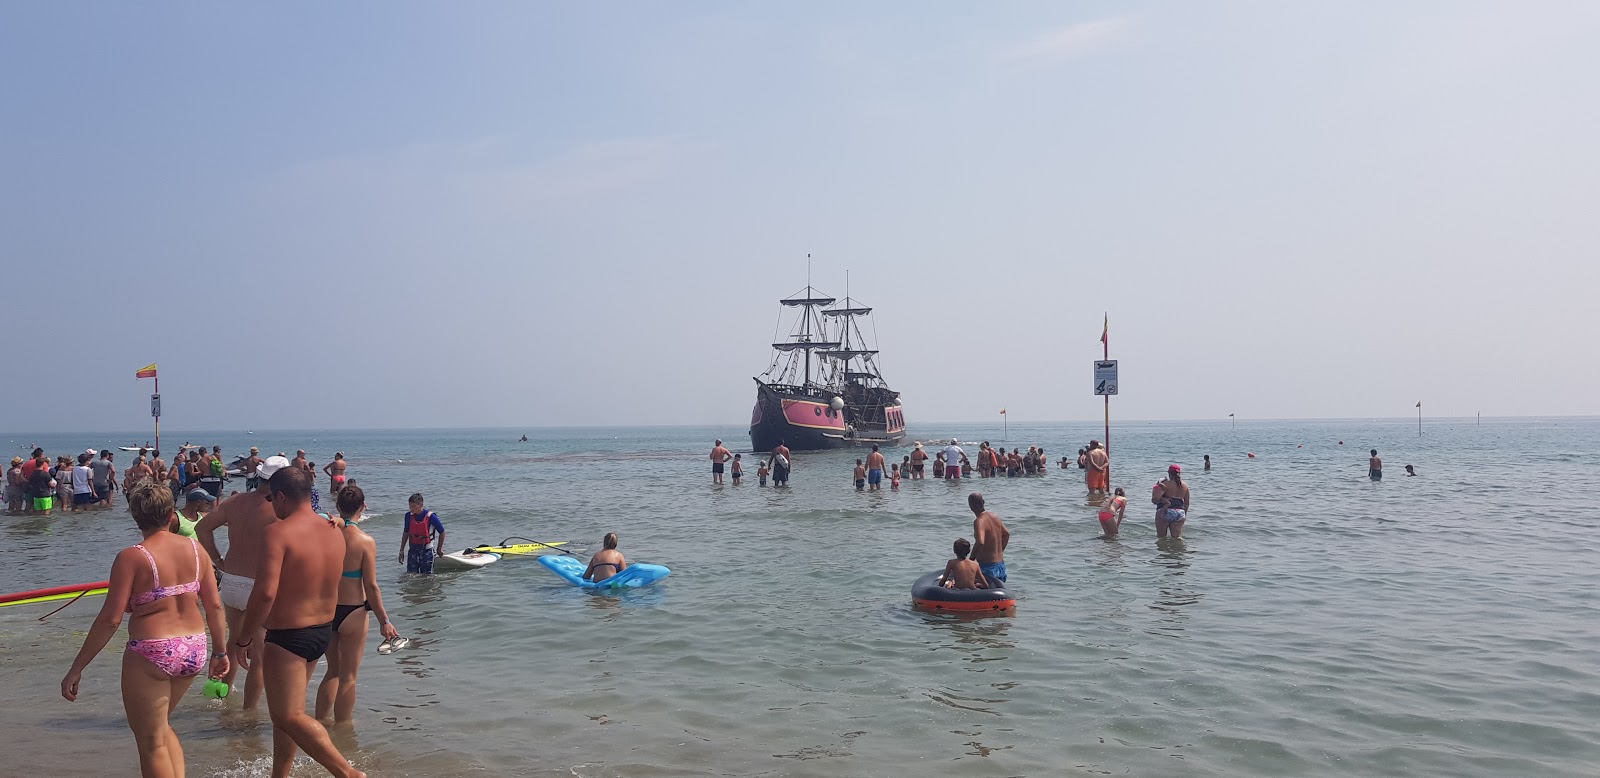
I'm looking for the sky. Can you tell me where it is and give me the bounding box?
[3,2,1598,433]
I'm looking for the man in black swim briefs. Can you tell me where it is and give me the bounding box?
[231,467,365,778]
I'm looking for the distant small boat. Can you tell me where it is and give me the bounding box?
[118,445,152,452]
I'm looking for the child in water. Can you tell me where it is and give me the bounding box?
[941,538,990,590]
[1099,487,1127,538]
[853,460,866,491]
[890,463,901,491]
[730,454,743,485]
[757,460,770,486]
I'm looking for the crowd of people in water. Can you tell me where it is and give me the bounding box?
[13,433,1417,777]
[3,442,358,518]
[30,439,640,778]
[58,456,387,778]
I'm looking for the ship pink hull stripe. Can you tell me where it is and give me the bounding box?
[781,399,847,430]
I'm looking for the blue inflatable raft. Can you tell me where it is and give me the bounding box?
[537,554,670,589]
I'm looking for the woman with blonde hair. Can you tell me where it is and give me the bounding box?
[61,481,228,777]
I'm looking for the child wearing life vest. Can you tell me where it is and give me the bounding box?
[398,493,445,574]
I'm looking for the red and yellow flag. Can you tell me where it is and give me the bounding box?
[135,363,158,379]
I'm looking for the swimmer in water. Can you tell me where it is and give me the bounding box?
[583,533,627,581]
[1203,454,1211,472]
[940,538,989,590]
[1404,464,1417,476]
[1369,449,1383,481]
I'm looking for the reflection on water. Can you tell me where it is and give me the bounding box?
[1148,540,1201,638]
[8,517,55,536]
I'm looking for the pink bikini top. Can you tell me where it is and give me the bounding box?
[127,537,202,612]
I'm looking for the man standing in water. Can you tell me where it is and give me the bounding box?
[969,492,1010,584]
[942,439,965,480]
[198,454,290,708]
[1369,449,1383,481]
[243,447,263,491]
[769,440,791,487]
[865,444,886,491]
[1086,440,1109,496]
[231,467,365,778]
[709,440,734,485]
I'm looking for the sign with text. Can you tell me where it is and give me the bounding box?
[1093,361,1118,396]
[151,394,161,418]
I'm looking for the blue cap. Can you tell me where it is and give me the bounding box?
[186,489,216,503]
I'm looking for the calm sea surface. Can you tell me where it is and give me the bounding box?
[3,419,1598,777]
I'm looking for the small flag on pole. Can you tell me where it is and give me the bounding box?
[999,409,1007,415]
[1100,314,1108,347]
[135,363,158,379]
[1415,401,1421,408]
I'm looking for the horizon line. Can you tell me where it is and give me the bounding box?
[5,413,1593,438]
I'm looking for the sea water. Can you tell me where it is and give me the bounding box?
[2,419,1598,777]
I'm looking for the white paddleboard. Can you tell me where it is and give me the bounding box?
[434,551,501,571]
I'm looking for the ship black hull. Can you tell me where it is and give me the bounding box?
[748,384,907,453]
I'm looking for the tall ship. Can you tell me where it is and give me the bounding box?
[750,280,906,452]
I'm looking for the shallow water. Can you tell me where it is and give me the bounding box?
[3,419,1599,777]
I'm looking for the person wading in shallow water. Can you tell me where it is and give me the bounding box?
[231,467,366,778]
[197,455,289,709]
[1154,465,1191,540]
[969,492,1010,584]
[61,481,229,778]
[709,440,734,485]
[768,441,791,487]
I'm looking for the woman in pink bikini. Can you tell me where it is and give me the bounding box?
[61,481,228,778]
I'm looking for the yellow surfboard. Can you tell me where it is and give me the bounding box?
[469,541,568,556]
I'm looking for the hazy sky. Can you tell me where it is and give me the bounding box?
[4,2,1597,433]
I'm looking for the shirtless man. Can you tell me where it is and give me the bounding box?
[1086,440,1109,496]
[709,440,733,485]
[322,453,348,495]
[1369,449,1383,481]
[969,492,1010,585]
[231,466,363,778]
[243,447,263,491]
[292,450,312,477]
[768,440,791,487]
[149,449,166,487]
[197,454,291,708]
[865,445,886,491]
